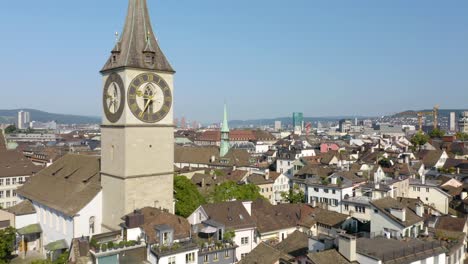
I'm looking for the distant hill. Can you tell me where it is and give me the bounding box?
[0,109,100,125]
[394,109,468,118]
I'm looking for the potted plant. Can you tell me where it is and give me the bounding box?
[119,241,125,248]
[101,244,108,252]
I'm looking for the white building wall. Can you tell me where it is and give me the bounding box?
[408,186,449,214]
[15,213,37,229]
[307,186,353,213]
[73,191,102,238]
[33,201,74,248]
[156,249,198,264]
[234,228,257,261]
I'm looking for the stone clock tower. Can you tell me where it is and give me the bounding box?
[100,0,175,230]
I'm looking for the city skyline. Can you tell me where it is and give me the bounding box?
[0,0,467,123]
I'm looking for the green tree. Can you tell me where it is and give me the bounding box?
[3,125,16,134]
[174,175,206,217]
[410,132,429,150]
[212,181,263,202]
[0,227,16,263]
[429,128,445,138]
[281,184,305,204]
[456,132,468,141]
[378,157,392,168]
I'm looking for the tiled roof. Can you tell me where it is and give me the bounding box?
[202,200,256,230]
[0,149,41,178]
[307,249,351,264]
[370,197,423,227]
[122,207,191,244]
[434,216,467,233]
[274,230,309,258]
[6,200,36,216]
[16,154,101,217]
[238,242,294,264]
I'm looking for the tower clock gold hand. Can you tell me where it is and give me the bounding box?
[140,96,154,117]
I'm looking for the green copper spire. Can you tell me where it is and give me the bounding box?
[221,103,229,132]
[220,103,230,157]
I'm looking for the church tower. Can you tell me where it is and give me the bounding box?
[100,0,175,230]
[220,104,230,157]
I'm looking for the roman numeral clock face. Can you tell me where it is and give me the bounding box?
[103,73,125,123]
[127,73,172,123]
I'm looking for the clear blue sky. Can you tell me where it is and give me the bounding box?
[1,0,467,123]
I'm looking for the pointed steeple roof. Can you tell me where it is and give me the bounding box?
[101,0,174,73]
[221,104,229,132]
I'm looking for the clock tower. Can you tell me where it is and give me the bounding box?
[100,0,175,230]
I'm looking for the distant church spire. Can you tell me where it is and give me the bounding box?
[220,104,230,157]
[101,0,174,73]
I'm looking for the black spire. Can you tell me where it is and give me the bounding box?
[101,0,174,73]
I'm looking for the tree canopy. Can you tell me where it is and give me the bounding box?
[0,227,15,263]
[429,128,445,138]
[456,132,468,141]
[212,181,263,203]
[410,132,429,150]
[174,175,206,217]
[3,125,17,134]
[281,184,305,204]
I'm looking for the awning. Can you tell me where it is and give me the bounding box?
[45,239,68,251]
[17,224,42,235]
[200,226,217,234]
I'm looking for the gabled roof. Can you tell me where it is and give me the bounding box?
[201,200,255,230]
[434,216,467,233]
[6,200,36,216]
[101,0,174,73]
[274,230,309,258]
[370,197,423,228]
[16,154,101,217]
[122,207,191,244]
[307,249,351,264]
[238,242,294,264]
[416,150,444,168]
[0,149,40,178]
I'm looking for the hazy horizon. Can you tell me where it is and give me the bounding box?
[1,0,467,123]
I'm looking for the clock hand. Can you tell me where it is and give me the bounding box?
[139,96,154,117]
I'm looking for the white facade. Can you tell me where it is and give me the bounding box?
[234,228,257,261]
[272,173,290,204]
[370,206,423,238]
[0,176,30,209]
[408,184,450,214]
[26,190,102,250]
[307,185,354,213]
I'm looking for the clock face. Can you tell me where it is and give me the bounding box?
[127,73,172,123]
[103,73,125,123]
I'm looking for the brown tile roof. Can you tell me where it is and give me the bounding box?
[296,164,333,178]
[191,173,227,188]
[225,169,249,182]
[16,154,101,217]
[247,173,273,185]
[202,200,256,230]
[252,130,276,141]
[251,199,299,233]
[6,200,36,216]
[274,230,309,258]
[370,197,423,227]
[307,249,351,264]
[434,216,467,233]
[174,146,219,164]
[238,242,294,264]
[122,207,191,244]
[0,150,41,178]
[311,207,349,227]
[417,150,444,168]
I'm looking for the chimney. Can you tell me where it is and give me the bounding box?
[390,207,406,222]
[421,173,426,185]
[265,170,270,180]
[404,155,410,164]
[457,167,460,174]
[338,234,357,262]
[461,192,467,201]
[415,202,424,217]
[242,201,252,216]
[331,177,337,185]
[201,178,205,188]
